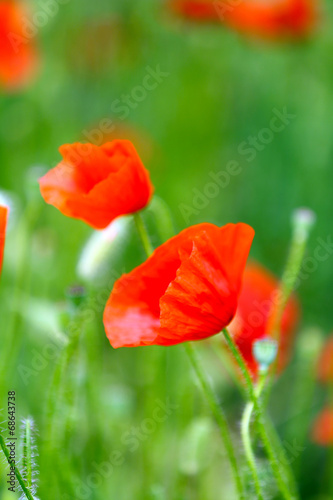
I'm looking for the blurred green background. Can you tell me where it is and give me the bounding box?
[1,0,333,498]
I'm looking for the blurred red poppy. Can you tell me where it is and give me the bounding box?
[317,336,333,383]
[104,222,254,348]
[312,407,333,446]
[0,205,8,275]
[228,262,300,378]
[169,0,317,40]
[0,1,38,90]
[39,140,154,230]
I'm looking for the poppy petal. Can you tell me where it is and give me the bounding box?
[0,205,8,276]
[229,262,300,377]
[158,224,254,345]
[39,140,154,229]
[104,222,254,348]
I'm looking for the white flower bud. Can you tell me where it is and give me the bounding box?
[77,216,132,282]
[292,207,316,243]
[253,337,278,373]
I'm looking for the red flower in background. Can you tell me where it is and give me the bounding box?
[0,205,8,276]
[0,1,38,90]
[170,0,218,20]
[317,336,333,383]
[311,407,333,446]
[229,262,300,378]
[104,222,254,348]
[39,140,154,230]
[169,0,317,40]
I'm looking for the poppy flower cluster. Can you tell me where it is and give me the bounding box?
[311,336,333,446]
[229,262,300,378]
[169,0,317,40]
[39,140,257,350]
[0,204,8,276]
[0,0,38,90]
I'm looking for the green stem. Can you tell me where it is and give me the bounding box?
[222,329,298,500]
[23,419,32,488]
[222,329,255,400]
[263,211,314,407]
[133,211,154,257]
[0,433,35,500]
[264,415,299,496]
[241,378,265,500]
[184,342,244,500]
[210,341,247,399]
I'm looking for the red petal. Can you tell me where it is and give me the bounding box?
[104,223,254,348]
[317,336,333,383]
[39,140,154,229]
[0,2,38,90]
[312,408,333,446]
[230,262,300,378]
[158,224,254,345]
[0,205,8,276]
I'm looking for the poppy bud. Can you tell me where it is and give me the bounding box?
[77,216,132,283]
[291,207,316,243]
[253,337,278,373]
[65,285,87,312]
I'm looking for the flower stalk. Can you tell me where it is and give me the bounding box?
[0,433,35,500]
[133,211,154,256]
[184,342,245,500]
[222,328,298,500]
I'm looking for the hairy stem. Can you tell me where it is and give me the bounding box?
[222,329,298,500]
[22,418,32,488]
[0,433,35,500]
[184,342,244,500]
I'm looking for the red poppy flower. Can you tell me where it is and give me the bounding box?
[317,336,333,384]
[104,222,254,348]
[220,0,316,39]
[169,0,317,39]
[311,407,333,446]
[39,140,154,230]
[169,0,217,20]
[228,262,300,378]
[0,1,38,90]
[0,205,8,276]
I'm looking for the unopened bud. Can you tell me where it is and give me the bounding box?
[292,208,316,243]
[65,285,86,311]
[253,337,278,373]
[77,216,132,282]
